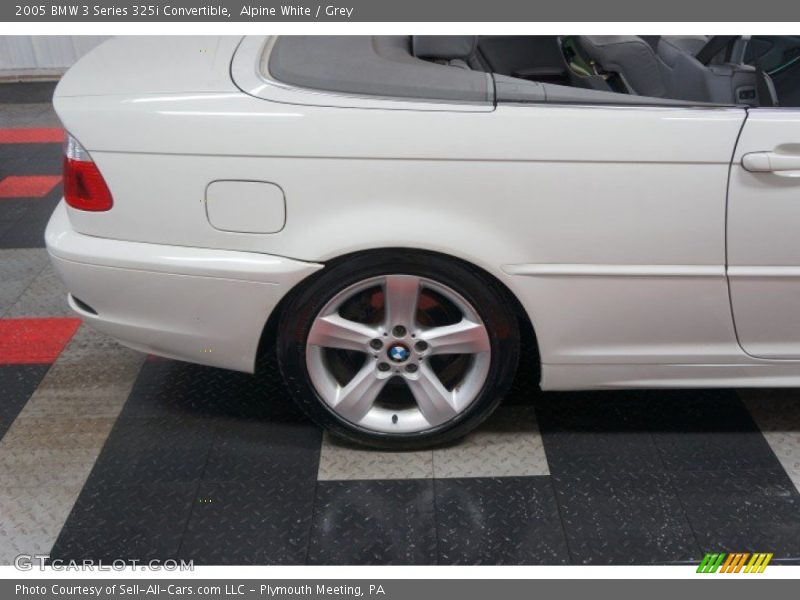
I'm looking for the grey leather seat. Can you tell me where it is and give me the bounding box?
[576,35,760,104]
[658,35,710,57]
[411,36,483,70]
[577,36,669,97]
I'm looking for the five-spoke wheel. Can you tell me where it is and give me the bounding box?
[306,274,491,433]
[277,252,519,449]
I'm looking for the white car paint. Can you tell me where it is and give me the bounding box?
[205,180,287,234]
[47,202,321,371]
[728,109,800,360]
[46,35,800,389]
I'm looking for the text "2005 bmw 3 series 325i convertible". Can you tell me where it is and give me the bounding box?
[47,35,800,448]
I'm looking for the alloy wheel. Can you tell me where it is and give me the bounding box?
[305,274,491,433]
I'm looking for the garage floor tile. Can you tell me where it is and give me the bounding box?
[0,248,49,317]
[638,392,776,472]
[308,479,436,565]
[89,417,215,486]
[60,481,198,533]
[0,533,58,565]
[0,128,63,144]
[0,446,101,468]
[671,468,800,556]
[435,476,570,564]
[118,359,305,423]
[0,485,83,563]
[1,416,115,452]
[0,104,58,129]
[0,364,49,440]
[753,431,800,490]
[0,83,58,104]
[0,145,33,177]
[744,390,800,429]
[541,430,663,475]
[0,321,144,561]
[654,430,779,473]
[535,392,664,475]
[49,526,186,564]
[318,405,548,481]
[0,152,61,179]
[0,317,80,365]
[179,480,316,565]
[0,457,97,489]
[0,133,62,251]
[21,365,141,418]
[0,102,46,121]
[552,471,701,565]
[318,433,433,480]
[0,175,61,198]
[5,263,69,317]
[204,419,321,483]
[0,194,61,249]
[0,203,31,242]
[433,405,548,478]
[17,326,144,422]
[50,482,197,563]
[743,390,800,491]
[51,324,136,363]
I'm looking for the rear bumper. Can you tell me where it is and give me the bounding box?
[45,201,323,372]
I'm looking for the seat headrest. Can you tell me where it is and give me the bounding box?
[411,36,478,60]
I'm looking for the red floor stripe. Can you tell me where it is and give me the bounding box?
[0,128,64,144]
[0,318,81,365]
[0,175,61,198]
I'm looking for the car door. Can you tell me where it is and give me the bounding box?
[728,105,800,358]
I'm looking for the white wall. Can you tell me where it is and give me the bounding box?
[0,36,109,78]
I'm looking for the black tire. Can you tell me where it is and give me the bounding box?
[276,250,520,450]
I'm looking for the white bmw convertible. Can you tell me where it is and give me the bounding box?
[47,35,800,447]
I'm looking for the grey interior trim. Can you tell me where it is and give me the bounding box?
[267,36,737,109]
[493,75,734,107]
[268,36,492,104]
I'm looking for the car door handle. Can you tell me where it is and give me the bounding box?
[742,151,800,174]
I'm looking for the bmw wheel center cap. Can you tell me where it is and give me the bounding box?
[388,344,411,363]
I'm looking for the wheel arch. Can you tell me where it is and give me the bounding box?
[256,247,541,387]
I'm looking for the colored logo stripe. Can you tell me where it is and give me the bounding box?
[746,553,773,573]
[697,553,726,573]
[0,318,81,364]
[723,553,749,573]
[0,128,64,144]
[697,552,773,573]
[0,175,62,198]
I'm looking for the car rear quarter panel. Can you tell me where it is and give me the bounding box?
[54,87,747,370]
[55,36,241,97]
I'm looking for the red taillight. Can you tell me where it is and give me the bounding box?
[63,134,113,211]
